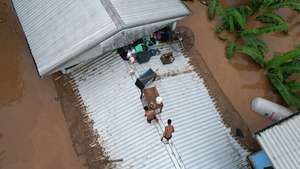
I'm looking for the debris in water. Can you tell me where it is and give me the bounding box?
[0,18,5,23]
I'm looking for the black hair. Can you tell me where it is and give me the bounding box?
[167,119,172,124]
[144,106,149,111]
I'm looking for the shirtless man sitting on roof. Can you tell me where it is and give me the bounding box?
[144,106,158,123]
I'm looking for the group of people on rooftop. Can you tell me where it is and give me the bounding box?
[144,106,175,143]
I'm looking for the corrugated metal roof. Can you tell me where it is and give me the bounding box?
[12,0,117,76]
[255,113,300,169]
[12,0,190,76]
[70,43,248,169]
[111,0,190,26]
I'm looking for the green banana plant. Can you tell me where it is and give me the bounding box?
[281,60,300,77]
[226,41,237,59]
[251,0,300,14]
[241,23,288,36]
[243,35,269,54]
[237,45,266,67]
[268,73,300,109]
[286,81,300,92]
[208,0,300,109]
[269,1,300,12]
[225,35,268,66]
[266,47,300,109]
[266,48,300,70]
[256,13,286,24]
[208,0,220,20]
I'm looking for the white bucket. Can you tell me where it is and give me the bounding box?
[251,97,293,121]
[156,96,163,105]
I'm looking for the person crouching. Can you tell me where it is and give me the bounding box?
[144,106,158,123]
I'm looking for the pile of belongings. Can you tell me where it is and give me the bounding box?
[117,26,174,64]
[160,52,174,65]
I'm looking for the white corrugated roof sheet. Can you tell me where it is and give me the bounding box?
[255,113,300,169]
[69,43,249,169]
[111,0,190,26]
[12,0,190,76]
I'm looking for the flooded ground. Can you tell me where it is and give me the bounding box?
[1,0,299,168]
[180,1,300,132]
[0,0,86,168]
[0,1,23,107]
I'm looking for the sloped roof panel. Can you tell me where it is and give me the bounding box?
[111,0,190,26]
[255,113,300,169]
[70,43,248,169]
[12,0,117,76]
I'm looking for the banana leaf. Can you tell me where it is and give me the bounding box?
[231,9,246,29]
[286,81,300,92]
[241,23,288,36]
[266,48,300,70]
[250,0,263,13]
[281,59,300,79]
[268,73,300,109]
[226,41,237,59]
[268,68,285,81]
[282,63,300,75]
[238,5,254,17]
[256,13,286,24]
[243,35,269,54]
[237,46,266,67]
[258,0,274,12]
[221,8,247,32]
[208,0,220,20]
[270,2,300,12]
[228,15,235,32]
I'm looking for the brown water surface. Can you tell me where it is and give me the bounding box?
[0,1,23,106]
[0,0,86,168]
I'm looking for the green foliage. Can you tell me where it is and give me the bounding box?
[268,73,300,109]
[238,5,254,17]
[266,48,300,70]
[250,0,264,13]
[281,60,300,75]
[207,0,300,109]
[250,0,300,14]
[259,0,275,12]
[221,8,247,32]
[267,47,300,109]
[286,81,300,92]
[228,15,235,32]
[256,13,285,24]
[208,0,220,20]
[237,46,266,67]
[241,23,288,36]
[243,35,269,54]
[226,41,237,59]
[270,1,300,12]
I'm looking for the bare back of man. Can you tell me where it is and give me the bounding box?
[161,119,175,142]
[144,106,158,123]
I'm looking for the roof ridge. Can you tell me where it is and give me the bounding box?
[99,0,125,30]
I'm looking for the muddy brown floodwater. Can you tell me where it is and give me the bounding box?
[0,0,86,169]
[180,1,300,133]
